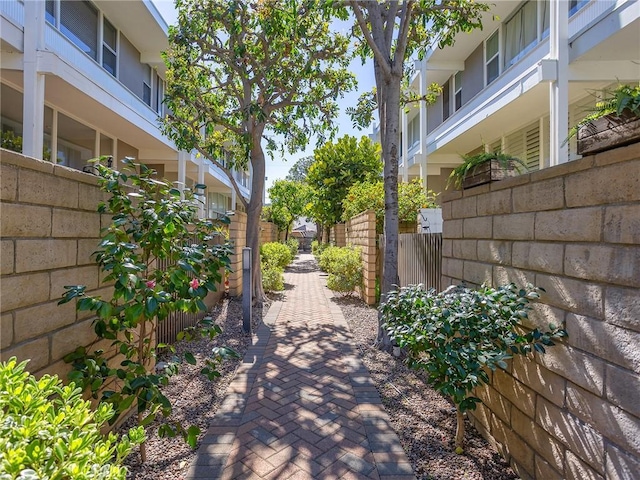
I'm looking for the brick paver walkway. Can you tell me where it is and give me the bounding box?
[187,254,415,480]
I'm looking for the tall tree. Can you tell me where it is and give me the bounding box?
[162,0,355,300]
[306,135,382,240]
[345,0,488,345]
[268,179,312,240]
[285,156,315,183]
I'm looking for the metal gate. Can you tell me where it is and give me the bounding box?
[379,233,442,291]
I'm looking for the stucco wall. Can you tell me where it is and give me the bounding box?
[441,142,640,479]
[345,211,377,305]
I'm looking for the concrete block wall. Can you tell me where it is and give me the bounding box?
[345,211,377,305]
[330,223,346,247]
[227,212,247,297]
[260,221,278,245]
[441,142,640,479]
[1,149,109,378]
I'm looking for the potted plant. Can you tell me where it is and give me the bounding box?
[447,152,527,190]
[568,84,640,155]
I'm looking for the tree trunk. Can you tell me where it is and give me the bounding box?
[376,65,402,347]
[248,137,266,304]
[325,225,331,244]
[455,406,465,450]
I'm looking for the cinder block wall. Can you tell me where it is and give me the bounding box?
[260,221,277,244]
[1,150,109,377]
[227,212,247,297]
[1,150,225,377]
[441,142,640,480]
[330,223,346,247]
[345,211,377,305]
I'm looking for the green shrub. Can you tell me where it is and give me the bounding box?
[311,240,329,257]
[261,265,284,292]
[285,238,299,258]
[321,245,363,294]
[381,283,566,450]
[260,242,293,269]
[0,357,145,480]
[317,245,341,272]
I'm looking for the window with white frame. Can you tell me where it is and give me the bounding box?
[504,1,538,67]
[407,116,420,148]
[45,0,56,25]
[442,79,451,120]
[143,66,152,106]
[60,0,99,60]
[485,30,500,85]
[569,0,589,16]
[102,17,117,77]
[454,71,463,111]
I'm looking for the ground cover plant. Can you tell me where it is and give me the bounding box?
[0,357,144,480]
[381,283,567,450]
[59,158,235,461]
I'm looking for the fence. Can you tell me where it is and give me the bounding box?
[154,232,227,346]
[379,233,443,291]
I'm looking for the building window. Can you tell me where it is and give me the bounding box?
[407,116,420,148]
[143,66,152,106]
[504,0,538,68]
[60,0,99,60]
[102,17,117,77]
[155,74,164,114]
[454,71,463,111]
[442,79,451,121]
[569,0,589,16]
[45,0,56,25]
[485,30,500,85]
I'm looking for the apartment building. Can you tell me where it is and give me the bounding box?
[396,0,640,194]
[0,0,250,217]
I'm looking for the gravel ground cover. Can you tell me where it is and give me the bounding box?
[121,297,265,480]
[122,286,516,479]
[336,295,517,480]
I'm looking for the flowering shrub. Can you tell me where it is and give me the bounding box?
[59,157,235,460]
[381,283,566,450]
[0,357,145,479]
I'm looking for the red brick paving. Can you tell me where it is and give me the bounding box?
[187,254,415,479]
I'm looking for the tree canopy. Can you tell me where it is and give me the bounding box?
[267,179,312,240]
[342,179,437,233]
[306,135,382,230]
[162,0,356,299]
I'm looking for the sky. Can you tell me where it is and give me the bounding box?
[151,0,376,201]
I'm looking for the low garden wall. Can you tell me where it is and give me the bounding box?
[330,223,346,247]
[0,149,224,377]
[260,221,278,244]
[345,210,376,305]
[441,141,640,479]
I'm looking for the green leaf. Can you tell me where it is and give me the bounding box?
[184,352,197,365]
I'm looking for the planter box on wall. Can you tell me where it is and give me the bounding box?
[462,159,520,189]
[577,110,640,155]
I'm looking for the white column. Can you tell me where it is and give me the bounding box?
[198,155,206,218]
[178,151,188,199]
[401,109,409,183]
[419,63,428,192]
[50,109,58,164]
[549,0,569,166]
[94,130,101,160]
[22,1,46,159]
[231,188,237,212]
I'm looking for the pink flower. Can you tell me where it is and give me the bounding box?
[189,278,200,289]
[146,280,156,289]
